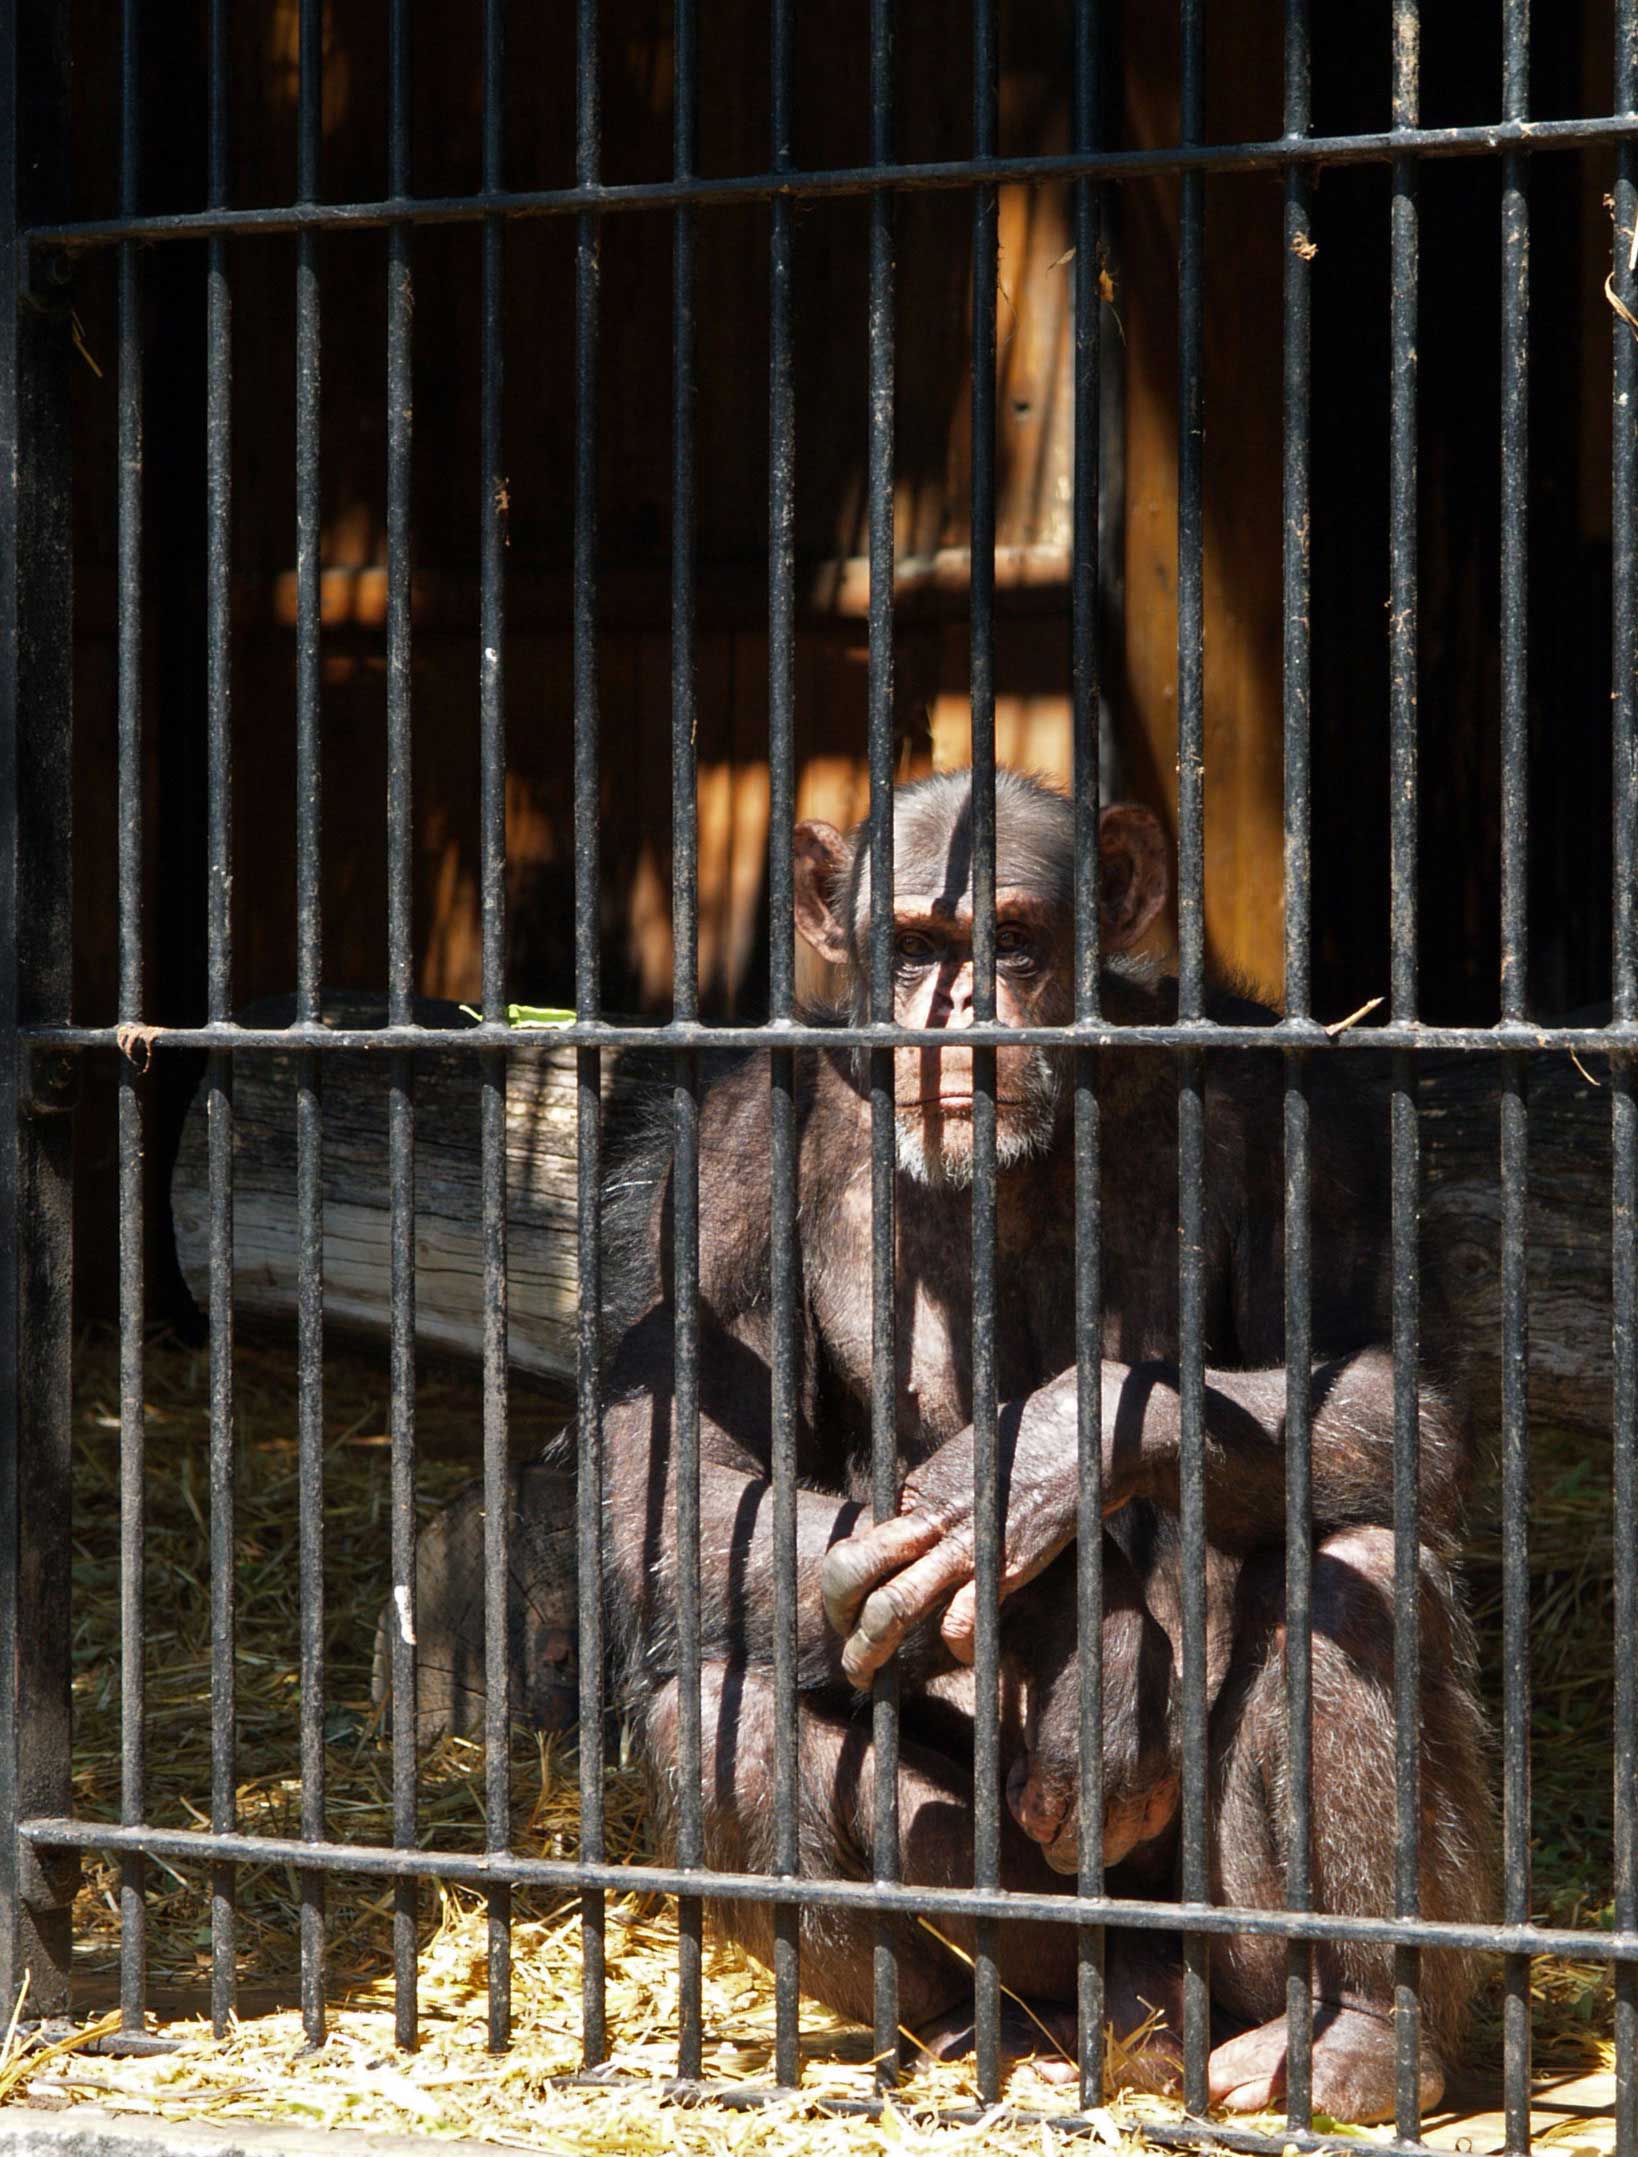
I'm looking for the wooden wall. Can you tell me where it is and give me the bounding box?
[65,0,1288,1047]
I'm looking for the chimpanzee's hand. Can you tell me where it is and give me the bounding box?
[819,1365,1140,1686]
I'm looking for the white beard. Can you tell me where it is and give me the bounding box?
[893,1100,1059,1189]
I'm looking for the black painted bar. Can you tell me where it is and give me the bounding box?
[294,0,328,2051]
[1388,0,1424,2137]
[968,0,1002,2105]
[25,1814,1638,1964]
[866,0,900,2087]
[384,0,419,2053]
[573,0,608,2074]
[670,0,705,2082]
[0,0,25,2029]
[1069,0,1108,2112]
[0,0,77,2030]
[30,112,1638,256]
[1280,0,1315,2126]
[1613,9,1638,2155]
[116,0,147,2040]
[1499,3,1533,2149]
[204,0,237,2045]
[1175,0,1210,2113]
[29,1016,1638,1056]
[479,0,513,2060]
[767,0,802,2092]
[35,1016,1638,1056]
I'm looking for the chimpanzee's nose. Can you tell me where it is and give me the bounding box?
[933,962,976,1027]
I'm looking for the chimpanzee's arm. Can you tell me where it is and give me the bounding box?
[603,1308,951,1692]
[821,1347,1469,1686]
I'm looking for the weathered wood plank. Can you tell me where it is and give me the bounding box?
[1418,1044,1615,1439]
[169,994,659,1385]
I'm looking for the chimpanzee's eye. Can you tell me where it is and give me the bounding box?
[894,930,936,964]
[996,924,1036,967]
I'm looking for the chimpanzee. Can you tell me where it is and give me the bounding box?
[599,767,1494,2121]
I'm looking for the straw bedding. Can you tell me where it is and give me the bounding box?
[0,1328,1616,2148]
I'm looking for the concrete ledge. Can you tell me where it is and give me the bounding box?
[0,2107,504,2157]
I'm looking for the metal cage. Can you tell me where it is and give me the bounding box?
[1,3,1635,2154]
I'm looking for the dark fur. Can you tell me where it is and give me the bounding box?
[593,770,1495,2115]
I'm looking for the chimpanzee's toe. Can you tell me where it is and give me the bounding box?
[906,1998,1078,2082]
[1208,2008,1445,2126]
[1006,1751,1076,1852]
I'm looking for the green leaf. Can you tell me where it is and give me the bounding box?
[458,1003,577,1027]
[506,1003,576,1027]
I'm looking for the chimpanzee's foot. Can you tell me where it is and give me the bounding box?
[1102,1934,1185,2096]
[1208,2005,1444,2124]
[907,1939,1185,2093]
[907,1997,1080,2082]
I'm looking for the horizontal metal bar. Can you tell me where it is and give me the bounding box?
[558,2076,1498,2157]
[20,1818,1638,1962]
[1136,2120,1480,2157]
[24,112,1638,254]
[25,1019,1638,1055]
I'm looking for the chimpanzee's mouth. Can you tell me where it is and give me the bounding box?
[911,1096,1025,1110]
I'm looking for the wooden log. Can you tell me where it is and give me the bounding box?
[173,999,1619,1438]
[169,992,665,1387]
[1418,1043,1615,1440]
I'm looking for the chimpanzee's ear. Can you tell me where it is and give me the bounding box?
[1098,803,1170,952]
[793,820,853,964]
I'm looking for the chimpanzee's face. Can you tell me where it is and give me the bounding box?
[791,774,1168,1191]
[884,886,1071,1188]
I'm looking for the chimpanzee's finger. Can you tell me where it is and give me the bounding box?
[819,1514,940,1639]
[841,1539,974,1685]
[940,1582,978,1663]
[941,1540,1071,1664]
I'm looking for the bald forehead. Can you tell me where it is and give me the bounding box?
[848,772,1074,922]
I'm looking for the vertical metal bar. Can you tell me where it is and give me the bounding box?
[1388,2,1423,2137]
[866,0,900,2089]
[0,0,76,2023]
[294,0,327,2050]
[573,0,607,2072]
[1499,1081,1531,2157]
[767,0,802,2093]
[1613,11,1638,2154]
[116,0,148,2039]
[1614,1073,1638,2157]
[385,0,418,2054]
[864,0,903,2090]
[1175,0,1210,2115]
[1070,0,1107,2106]
[967,0,1001,2109]
[479,0,512,2060]
[669,0,704,2084]
[1280,0,1315,2128]
[0,4,21,2027]
[1499,5,1533,2149]
[204,0,237,2045]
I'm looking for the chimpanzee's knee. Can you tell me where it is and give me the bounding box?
[1309,1524,1471,1687]
[643,1661,786,1872]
